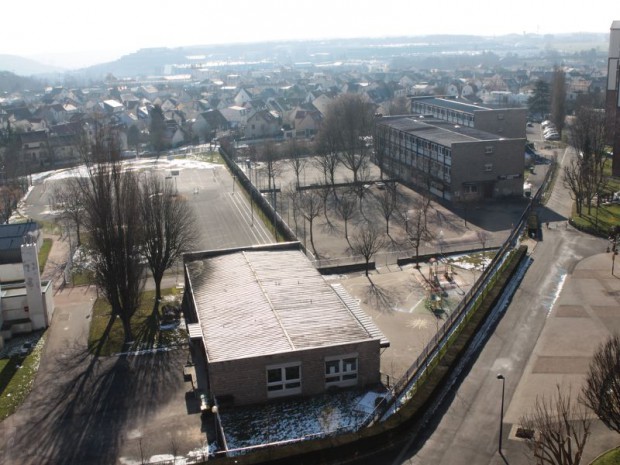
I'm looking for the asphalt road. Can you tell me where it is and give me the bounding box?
[352,145,609,465]
[178,163,274,250]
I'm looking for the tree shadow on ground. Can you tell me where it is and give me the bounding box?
[8,334,189,465]
[319,219,341,237]
[363,277,396,314]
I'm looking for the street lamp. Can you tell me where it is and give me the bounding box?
[497,374,506,456]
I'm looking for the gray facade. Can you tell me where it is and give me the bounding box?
[375,116,525,201]
[606,21,620,177]
[410,97,527,139]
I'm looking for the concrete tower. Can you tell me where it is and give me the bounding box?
[20,237,48,329]
[606,21,620,177]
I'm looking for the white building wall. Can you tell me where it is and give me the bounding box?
[21,242,46,329]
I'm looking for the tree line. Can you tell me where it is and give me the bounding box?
[51,122,197,344]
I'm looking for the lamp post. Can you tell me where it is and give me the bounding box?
[497,374,506,456]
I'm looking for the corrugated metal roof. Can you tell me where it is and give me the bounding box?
[331,284,390,348]
[187,323,203,339]
[187,249,382,362]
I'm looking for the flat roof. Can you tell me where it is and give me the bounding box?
[187,244,388,363]
[0,221,38,240]
[379,116,507,145]
[412,97,491,114]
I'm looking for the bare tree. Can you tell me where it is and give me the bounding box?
[580,333,620,434]
[284,138,307,188]
[258,140,281,194]
[563,159,587,216]
[139,172,199,302]
[519,385,591,465]
[335,189,357,244]
[51,179,85,246]
[314,135,340,188]
[319,94,375,183]
[387,96,409,116]
[315,182,333,226]
[299,189,322,256]
[566,107,608,215]
[349,223,387,277]
[377,182,400,236]
[0,185,21,224]
[407,197,433,268]
[75,126,145,344]
[284,185,300,232]
[476,230,491,253]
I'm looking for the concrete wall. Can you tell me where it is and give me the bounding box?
[207,340,381,406]
[450,138,525,200]
[474,108,527,139]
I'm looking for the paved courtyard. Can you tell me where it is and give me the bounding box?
[0,147,553,463]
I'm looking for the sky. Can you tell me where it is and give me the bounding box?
[1,0,615,69]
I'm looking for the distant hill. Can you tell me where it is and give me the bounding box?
[80,48,190,78]
[0,54,64,76]
[0,71,45,94]
[72,33,609,79]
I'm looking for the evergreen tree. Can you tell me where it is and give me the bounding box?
[528,79,551,120]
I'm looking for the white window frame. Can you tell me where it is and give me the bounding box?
[484,163,493,172]
[484,146,494,154]
[325,353,358,388]
[266,362,302,398]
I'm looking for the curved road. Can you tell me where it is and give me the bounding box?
[369,145,614,465]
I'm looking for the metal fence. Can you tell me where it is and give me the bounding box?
[206,154,556,457]
[360,157,557,425]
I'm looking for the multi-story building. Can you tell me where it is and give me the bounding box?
[375,115,525,202]
[410,96,527,139]
[606,20,620,177]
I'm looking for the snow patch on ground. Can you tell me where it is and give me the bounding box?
[218,388,388,453]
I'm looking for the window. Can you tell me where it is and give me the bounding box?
[484,146,494,154]
[484,163,493,172]
[325,354,358,387]
[266,362,301,398]
[464,184,478,193]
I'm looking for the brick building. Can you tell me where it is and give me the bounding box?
[410,96,527,139]
[183,242,389,407]
[375,116,525,202]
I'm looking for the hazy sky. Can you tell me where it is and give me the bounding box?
[1,0,615,68]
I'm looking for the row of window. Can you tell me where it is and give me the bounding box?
[266,354,358,399]
[411,102,475,127]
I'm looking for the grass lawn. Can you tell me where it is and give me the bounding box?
[0,333,46,421]
[88,287,186,356]
[71,269,94,286]
[592,447,620,465]
[569,159,620,235]
[38,238,53,272]
[571,203,620,235]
